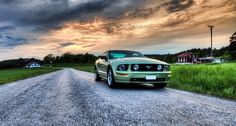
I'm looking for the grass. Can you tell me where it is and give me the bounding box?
[170,63,236,100]
[59,63,236,100]
[0,67,60,85]
[49,63,96,73]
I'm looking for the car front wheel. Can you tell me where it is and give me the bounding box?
[107,68,116,88]
[95,66,101,81]
[95,70,101,81]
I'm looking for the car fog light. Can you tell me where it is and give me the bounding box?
[133,64,139,71]
[157,64,162,71]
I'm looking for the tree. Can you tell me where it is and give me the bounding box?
[229,32,236,59]
[43,53,98,64]
[43,54,55,64]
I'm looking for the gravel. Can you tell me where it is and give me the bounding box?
[0,68,235,126]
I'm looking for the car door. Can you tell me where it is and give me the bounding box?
[97,52,109,77]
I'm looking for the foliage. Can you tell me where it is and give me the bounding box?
[145,54,177,63]
[43,54,54,64]
[43,52,97,65]
[229,41,236,59]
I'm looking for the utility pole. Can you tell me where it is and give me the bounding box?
[208,25,214,57]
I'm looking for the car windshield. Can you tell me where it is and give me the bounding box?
[109,51,144,59]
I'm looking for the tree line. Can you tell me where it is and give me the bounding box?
[0,58,42,69]
[43,52,97,64]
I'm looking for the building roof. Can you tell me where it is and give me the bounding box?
[177,52,194,57]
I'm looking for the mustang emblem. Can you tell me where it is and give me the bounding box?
[146,65,152,69]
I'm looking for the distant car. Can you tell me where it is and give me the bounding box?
[212,58,224,64]
[95,50,171,88]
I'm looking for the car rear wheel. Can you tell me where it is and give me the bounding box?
[153,83,167,88]
[107,68,116,88]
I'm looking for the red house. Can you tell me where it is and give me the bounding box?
[177,52,197,64]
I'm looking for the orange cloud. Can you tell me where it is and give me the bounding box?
[31,0,236,56]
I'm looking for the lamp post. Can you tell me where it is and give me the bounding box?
[208,25,214,57]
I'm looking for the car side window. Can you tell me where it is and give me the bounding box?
[103,52,107,57]
[101,52,108,60]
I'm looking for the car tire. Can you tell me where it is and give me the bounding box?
[95,67,101,81]
[153,83,167,88]
[107,67,116,88]
[95,71,101,81]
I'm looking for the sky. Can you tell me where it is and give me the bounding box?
[0,0,235,60]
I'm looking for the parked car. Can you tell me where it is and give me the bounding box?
[95,50,171,88]
[212,58,224,64]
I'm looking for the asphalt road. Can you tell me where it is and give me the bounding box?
[0,68,235,126]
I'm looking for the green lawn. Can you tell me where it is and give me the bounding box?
[67,63,236,100]
[49,63,96,73]
[0,67,60,84]
[170,63,236,100]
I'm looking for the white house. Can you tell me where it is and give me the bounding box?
[25,62,41,68]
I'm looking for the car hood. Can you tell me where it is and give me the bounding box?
[110,57,168,65]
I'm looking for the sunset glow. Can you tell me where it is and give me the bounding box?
[0,0,235,60]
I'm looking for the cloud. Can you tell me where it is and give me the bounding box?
[0,0,236,60]
[164,0,194,12]
[59,42,75,47]
[0,0,147,36]
[0,34,28,48]
[0,25,15,32]
[82,44,96,48]
[125,0,194,19]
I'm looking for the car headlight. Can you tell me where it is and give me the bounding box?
[163,65,170,71]
[157,64,163,71]
[133,64,139,71]
[117,64,129,71]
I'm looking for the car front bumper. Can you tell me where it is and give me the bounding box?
[114,71,171,84]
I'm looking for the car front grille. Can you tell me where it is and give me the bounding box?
[131,64,163,71]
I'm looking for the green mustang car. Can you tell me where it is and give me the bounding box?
[95,50,171,88]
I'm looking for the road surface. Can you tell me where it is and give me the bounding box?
[0,68,235,126]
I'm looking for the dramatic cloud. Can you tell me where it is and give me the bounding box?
[0,0,235,60]
[0,34,28,48]
[0,25,15,32]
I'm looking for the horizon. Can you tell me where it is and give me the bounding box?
[0,0,235,61]
[0,46,227,62]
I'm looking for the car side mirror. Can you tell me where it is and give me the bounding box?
[99,55,107,60]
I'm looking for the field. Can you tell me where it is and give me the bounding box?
[72,63,236,100]
[49,63,96,73]
[0,67,60,84]
[170,63,236,100]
